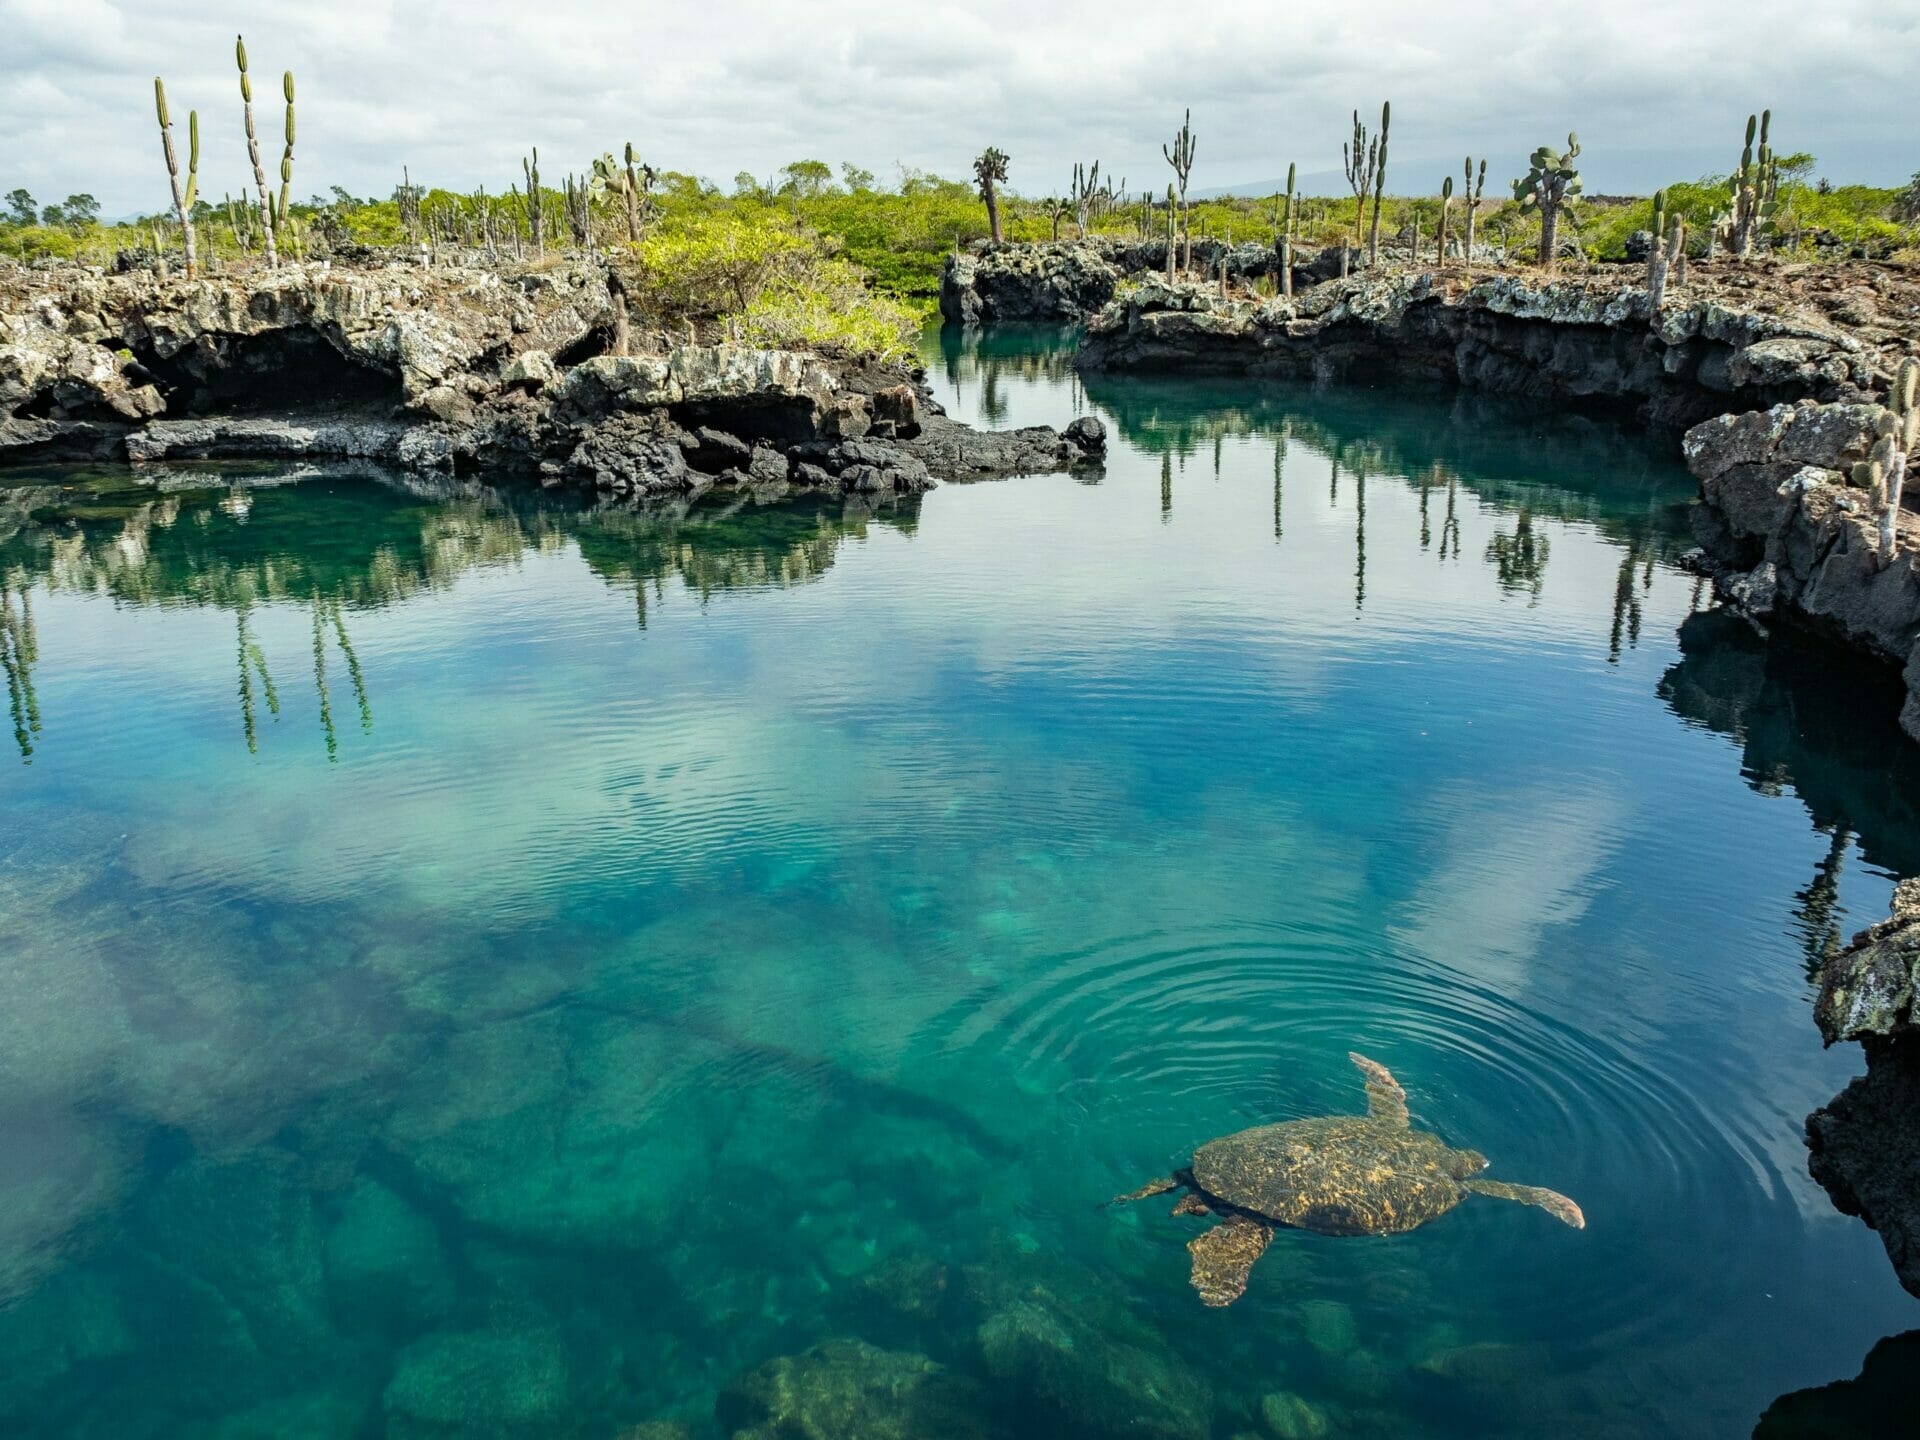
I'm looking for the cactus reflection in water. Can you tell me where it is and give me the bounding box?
[1792,825,1854,979]
[1487,508,1550,599]
[235,607,281,755]
[1,581,41,761]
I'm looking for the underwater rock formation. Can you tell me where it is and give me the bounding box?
[0,260,1104,493]
[382,1325,572,1439]
[965,1252,1212,1440]
[716,1338,992,1440]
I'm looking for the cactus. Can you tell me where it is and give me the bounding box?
[1277,162,1298,298]
[1165,183,1178,280]
[1343,109,1379,256]
[1873,357,1920,562]
[1163,110,1196,272]
[1436,174,1454,265]
[1368,101,1390,265]
[523,149,545,256]
[1461,156,1487,263]
[973,146,1009,244]
[1731,110,1780,258]
[1513,133,1582,267]
[1647,189,1670,307]
[563,173,593,251]
[235,36,278,265]
[1068,161,1102,234]
[154,78,199,277]
[273,70,299,258]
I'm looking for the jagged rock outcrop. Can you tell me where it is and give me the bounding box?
[938,239,1351,327]
[1806,883,1920,1299]
[0,259,1103,495]
[940,244,1123,325]
[1076,273,1874,429]
[1681,397,1920,741]
[1816,880,1920,1047]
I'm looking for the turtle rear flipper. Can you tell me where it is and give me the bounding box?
[1186,1217,1273,1306]
[1106,1176,1177,1207]
[1347,1051,1409,1129]
[1464,1178,1585,1229]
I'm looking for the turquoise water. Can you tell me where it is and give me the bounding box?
[0,323,1915,1438]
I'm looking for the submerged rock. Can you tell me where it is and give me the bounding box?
[716,1338,992,1440]
[321,1178,457,1336]
[967,1252,1211,1440]
[383,1326,571,1439]
[379,1008,720,1252]
[1259,1390,1332,1440]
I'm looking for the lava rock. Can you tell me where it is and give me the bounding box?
[717,1338,992,1440]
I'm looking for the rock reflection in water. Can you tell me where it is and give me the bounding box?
[0,465,919,758]
[1754,1330,1920,1438]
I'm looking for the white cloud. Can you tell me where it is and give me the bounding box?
[0,0,1912,215]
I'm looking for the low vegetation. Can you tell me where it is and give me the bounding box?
[3,52,1917,367]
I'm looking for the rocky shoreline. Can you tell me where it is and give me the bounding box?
[0,258,1106,498]
[1808,884,1920,1300]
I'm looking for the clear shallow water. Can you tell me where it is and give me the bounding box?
[0,324,1915,1438]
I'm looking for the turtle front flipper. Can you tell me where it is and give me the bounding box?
[1463,1178,1585,1229]
[1347,1052,1410,1129]
[1186,1217,1273,1306]
[1107,1176,1178,1207]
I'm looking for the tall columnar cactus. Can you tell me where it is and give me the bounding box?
[1436,175,1454,265]
[1368,101,1391,265]
[973,146,1009,244]
[625,143,655,243]
[276,70,300,260]
[1069,160,1101,234]
[1513,133,1582,268]
[1861,358,1920,562]
[1344,109,1379,256]
[1648,189,1669,306]
[1278,162,1298,298]
[1462,157,1486,262]
[153,78,199,278]
[563,173,593,251]
[1165,184,1178,280]
[523,149,545,256]
[1163,110,1196,271]
[1732,110,1779,258]
[236,36,278,265]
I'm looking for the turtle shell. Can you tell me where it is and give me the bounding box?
[1190,1116,1475,1236]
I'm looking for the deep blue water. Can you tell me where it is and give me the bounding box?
[0,323,1914,1438]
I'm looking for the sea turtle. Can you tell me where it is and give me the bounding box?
[1110,1052,1585,1306]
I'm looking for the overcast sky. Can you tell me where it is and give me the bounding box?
[3,0,1914,216]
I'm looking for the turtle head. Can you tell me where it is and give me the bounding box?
[1447,1147,1490,1178]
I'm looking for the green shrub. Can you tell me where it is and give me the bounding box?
[743,255,920,359]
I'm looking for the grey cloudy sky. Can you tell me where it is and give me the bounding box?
[2,0,1914,216]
